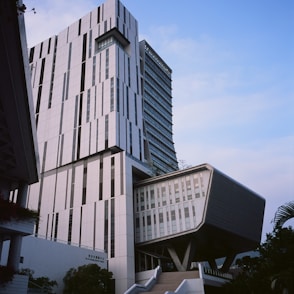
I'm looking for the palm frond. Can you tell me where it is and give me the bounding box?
[272,201,294,229]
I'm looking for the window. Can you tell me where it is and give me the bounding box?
[140,191,145,211]
[76,94,83,159]
[54,213,59,241]
[80,62,86,92]
[110,199,115,257]
[110,77,114,111]
[104,20,107,33]
[129,122,132,155]
[184,207,189,218]
[105,115,109,149]
[88,30,92,58]
[86,89,91,122]
[68,209,73,244]
[78,19,81,36]
[111,157,115,197]
[82,163,87,204]
[150,189,155,208]
[29,47,35,63]
[92,56,96,86]
[99,160,103,200]
[171,210,176,221]
[82,34,87,62]
[127,57,131,86]
[104,200,108,252]
[65,41,71,100]
[116,78,120,112]
[39,42,43,58]
[134,93,138,125]
[126,86,129,119]
[105,48,109,80]
[97,6,100,24]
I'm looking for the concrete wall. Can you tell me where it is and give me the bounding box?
[1,236,107,293]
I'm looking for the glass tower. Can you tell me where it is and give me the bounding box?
[140,40,178,175]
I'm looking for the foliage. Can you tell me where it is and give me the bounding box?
[63,264,113,294]
[20,268,57,293]
[0,198,39,222]
[273,201,294,230]
[0,266,15,285]
[178,159,192,170]
[223,227,294,293]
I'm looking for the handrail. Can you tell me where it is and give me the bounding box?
[198,262,232,280]
[203,266,232,280]
[124,266,162,294]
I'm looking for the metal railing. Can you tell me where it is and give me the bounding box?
[124,266,162,294]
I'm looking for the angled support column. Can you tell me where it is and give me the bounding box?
[167,246,185,271]
[208,258,218,270]
[182,240,196,270]
[167,240,196,271]
[221,253,236,272]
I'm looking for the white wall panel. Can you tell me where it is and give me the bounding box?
[86,158,99,203]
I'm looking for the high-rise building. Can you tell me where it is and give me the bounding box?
[26,0,265,293]
[140,40,178,175]
[27,0,177,291]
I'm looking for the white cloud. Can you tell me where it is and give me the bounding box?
[24,0,96,47]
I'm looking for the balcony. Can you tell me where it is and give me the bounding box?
[0,219,35,237]
[0,199,37,238]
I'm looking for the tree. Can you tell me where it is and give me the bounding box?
[63,264,113,294]
[178,159,192,170]
[273,201,294,230]
[20,269,57,293]
[223,227,294,293]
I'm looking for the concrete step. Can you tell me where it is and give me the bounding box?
[142,271,199,294]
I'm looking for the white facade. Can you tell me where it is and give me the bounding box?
[27,0,177,292]
[134,169,210,243]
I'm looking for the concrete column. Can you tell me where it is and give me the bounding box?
[16,183,28,208]
[7,235,23,271]
[0,183,10,263]
[0,182,10,200]
[0,237,3,263]
[6,183,28,271]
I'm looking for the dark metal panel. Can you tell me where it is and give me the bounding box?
[0,0,39,185]
[205,169,265,244]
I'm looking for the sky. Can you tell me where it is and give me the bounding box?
[23,0,294,239]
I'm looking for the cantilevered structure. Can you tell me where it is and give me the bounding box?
[134,164,265,273]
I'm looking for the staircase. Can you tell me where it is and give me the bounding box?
[143,271,199,294]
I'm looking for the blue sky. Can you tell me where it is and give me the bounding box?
[24,0,294,238]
